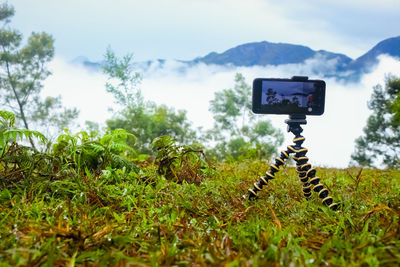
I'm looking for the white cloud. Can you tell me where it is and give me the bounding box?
[41,55,400,168]
[41,57,114,128]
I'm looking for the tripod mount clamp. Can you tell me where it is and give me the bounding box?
[285,114,307,136]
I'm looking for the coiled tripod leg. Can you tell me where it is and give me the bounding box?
[291,136,313,198]
[291,135,339,211]
[248,145,297,199]
[286,117,339,211]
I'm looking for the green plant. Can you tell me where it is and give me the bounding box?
[0,110,46,158]
[152,135,212,183]
[52,128,138,175]
[0,110,49,190]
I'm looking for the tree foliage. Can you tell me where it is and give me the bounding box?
[351,76,400,168]
[103,47,143,109]
[103,48,196,154]
[208,73,284,160]
[0,2,78,143]
[210,73,254,135]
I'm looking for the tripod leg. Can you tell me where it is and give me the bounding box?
[291,135,339,211]
[290,136,313,198]
[248,145,296,199]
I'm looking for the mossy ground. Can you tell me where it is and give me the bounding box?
[0,161,399,266]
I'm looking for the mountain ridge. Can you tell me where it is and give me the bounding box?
[193,41,353,68]
[347,36,400,73]
[74,36,400,81]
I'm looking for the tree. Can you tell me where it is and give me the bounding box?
[0,3,78,147]
[208,73,284,160]
[351,76,400,168]
[102,47,143,110]
[103,47,196,154]
[266,88,278,104]
[107,104,196,154]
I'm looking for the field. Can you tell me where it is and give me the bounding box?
[1,156,399,266]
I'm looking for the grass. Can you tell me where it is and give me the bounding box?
[0,159,399,266]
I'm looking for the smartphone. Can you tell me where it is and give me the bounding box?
[252,78,326,115]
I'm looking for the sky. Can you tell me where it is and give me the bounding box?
[8,0,400,61]
[4,0,400,167]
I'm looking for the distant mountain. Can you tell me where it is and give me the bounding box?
[189,37,400,80]
[192,41,352,70]
[72,36,400,81]
[70,56,90,65]
[347,36,400,73]
[69,56,101,71]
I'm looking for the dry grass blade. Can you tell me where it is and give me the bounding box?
[268,204,282,230]
[92,225,112,241]
[361,204,392,223]
[347,167,363,191]
[233,206,254,222]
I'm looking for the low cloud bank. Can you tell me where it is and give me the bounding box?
[42,55,400,167]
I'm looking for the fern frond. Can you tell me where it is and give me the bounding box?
[0,111,15,127]
[75,131,91,143]
[110,154,138,172]
[101,128,136,146]
[89,143,106,154]
[1,128,46,145]
[108,142,135,154]
[152,135,175,149]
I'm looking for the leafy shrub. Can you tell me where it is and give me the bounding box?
[152,135,213,184]
[0,111,48,185]
[0,111,46,156]
[52,128,138,175]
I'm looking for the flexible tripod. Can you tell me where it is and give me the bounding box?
[248,114,339,211]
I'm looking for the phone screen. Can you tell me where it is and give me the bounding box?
[252,78,325,115]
